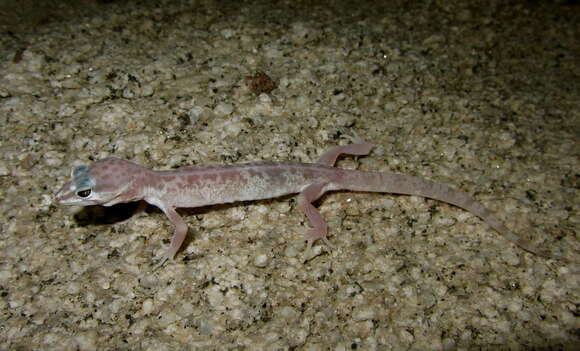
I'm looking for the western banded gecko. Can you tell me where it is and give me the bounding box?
[54,136,565,265]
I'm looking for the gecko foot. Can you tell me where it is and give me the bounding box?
[301,234,334,263]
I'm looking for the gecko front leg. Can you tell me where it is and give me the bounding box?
[150,201,189,266]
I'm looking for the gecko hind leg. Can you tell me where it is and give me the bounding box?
[298,182,333,262]
[316,134,374,166]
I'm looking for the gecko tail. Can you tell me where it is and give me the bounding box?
[337,169,572,264]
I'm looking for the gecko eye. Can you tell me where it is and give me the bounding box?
[76,189,92,198]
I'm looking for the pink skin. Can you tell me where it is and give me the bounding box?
[54,137,562,265]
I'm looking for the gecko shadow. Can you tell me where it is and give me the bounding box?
[72,194,298,227]
[72,202,141,226]
[68,197,296,260]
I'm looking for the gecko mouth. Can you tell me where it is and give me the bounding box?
[53,188,65,204]
[53,183,77,205]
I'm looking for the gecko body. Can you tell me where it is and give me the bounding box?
[54,138,561,264]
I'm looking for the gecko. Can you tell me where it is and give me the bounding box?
[53,136,566,265]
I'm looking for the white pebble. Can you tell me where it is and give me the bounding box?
[253,253,269,267]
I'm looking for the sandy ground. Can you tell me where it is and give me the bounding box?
[0,0,578,350]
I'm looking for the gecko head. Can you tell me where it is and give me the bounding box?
[54,157,143,207]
